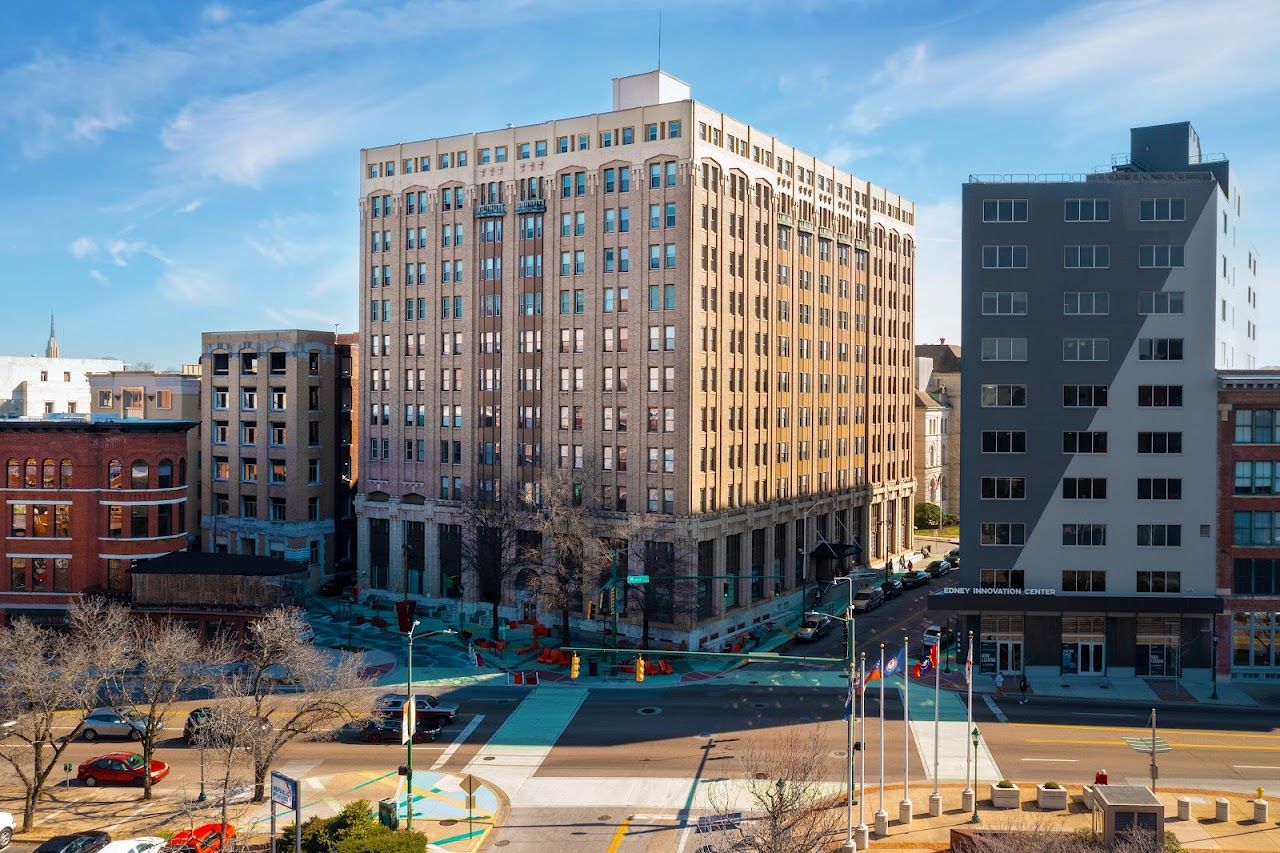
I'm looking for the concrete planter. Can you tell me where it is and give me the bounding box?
[990,782,1021,809]
[1037,784,1067,810]
[1082,785,1096,810]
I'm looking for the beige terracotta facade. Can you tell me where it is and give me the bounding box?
[355,72,915,645]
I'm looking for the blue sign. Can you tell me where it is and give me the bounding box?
[270,771,298,810]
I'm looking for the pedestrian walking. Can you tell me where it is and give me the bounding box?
[899,555,906,571]
[1018,673,1030,704]
[907,560,914,571]
[993,671,1005,698]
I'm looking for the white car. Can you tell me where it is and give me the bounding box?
[101,838,165,853]
[0,811,13,849]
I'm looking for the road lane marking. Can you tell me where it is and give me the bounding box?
[1012,722,1280,738]
[431,714,485,770]
[1025,738,1280,752]
[606,816,633,853]
[1234,765,1280,770]
[982,695,1007,723]
[1070,712,1134,718]
[1021,758,1079,762]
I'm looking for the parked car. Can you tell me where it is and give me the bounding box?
[373,693,458,726]
[295,622,316,643]
[837,569,883,585]
[924,559,951,578]
[946,548,960,563]
[361,715,442,744]
[82,708,146,742]
[161,824,235,853]
[851,586,885,613]
[922,624,956,650]
[101,839,165,853]
[183,707,271,745]
[0,811,13,849]
[794,614,833,642]
[900,571,931,589]
[880,577,903,599]
[78,752,170,787]
[33,833,111,853]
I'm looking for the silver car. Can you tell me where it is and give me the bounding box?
[82,707,146,742]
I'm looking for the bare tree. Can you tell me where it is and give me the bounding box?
[528,470,614,643]
[0,599,130,831]
[195,702,267,836]
[457,481,542,640]
[216,608,371,803]
[705,729,841,853]
[101,615,232,801]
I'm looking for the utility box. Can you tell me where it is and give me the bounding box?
[378,797,400,829]
[1092,785,1164,848]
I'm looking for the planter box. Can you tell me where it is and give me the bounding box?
[1081,785,1095,810]
[990,783,1021,809]
[1037,784,1068,810]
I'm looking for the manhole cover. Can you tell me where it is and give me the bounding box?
[749,680,760,685]
[636,706,662,715]
[495,699,513,704]
[598,814,612,821]
[440,820,458,827]
[751,702,768,710]
[831,750,848,758]
[495,841,510,847]
[483,755,495,761]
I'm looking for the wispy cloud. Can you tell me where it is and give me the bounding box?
[159,267,229,306]
[201,3,232,24]
[89,269,110,287]
[71,111,132,142]
[846,0,1280,133]
[177,199,204,214]
[69,236,97,258]
[105,237,169,268]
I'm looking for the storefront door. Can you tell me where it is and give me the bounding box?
[981,615,1024,675]
[997,640,1023,673]
[1078,641,1105,675]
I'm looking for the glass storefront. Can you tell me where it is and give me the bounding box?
[980,615,1023,674]
[1062,615,1106,676]
[1136,616,1181,677]
[1232,611,1278,670]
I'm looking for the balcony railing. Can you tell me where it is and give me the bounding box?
[474,203,506,218]
[516,198,546,213]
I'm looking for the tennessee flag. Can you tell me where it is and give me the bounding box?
[912,643,939,679]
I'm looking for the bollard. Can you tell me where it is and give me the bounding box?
[962,788,976,813]
[1177,796,1190,821]
[1254,799,1269,824]
[1215,797,1230,822]
[929,791,943,817]
[899,799,913,825]
[874,809,889,837]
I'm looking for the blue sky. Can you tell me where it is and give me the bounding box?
[2,0,1277,367]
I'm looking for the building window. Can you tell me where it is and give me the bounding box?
[1137,432,1181,454]
[1063,292,1109,315]
[1062,431,1107,453]
[1063,245,1109,268]
[1136,570,1181,593]
[980,476,1025,500]
[1139,291,1184,315]
[1137,524,1182,547]
[981,246,1028,269]
[1137,385,1183,407]
[980,292,1027,315]
[1138,338,1183,361]
[979,569,1025,589]
[979,384,1026,408]
[981,338,1027,361]
[1061,524,1106,547]
[979,522,1025,546]
[981,199,1028,222]
[1064,198,1110,222]
[981,430,1026,454]
[1062,338,1108,361]
[1139,245,1185,268]
[1062,477,1107,499]
[1062,570,1106,592]
[1139,198,1185,221]
[1063,385,1108,407]
[1233,511,1280,546]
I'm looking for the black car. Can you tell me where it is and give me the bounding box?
[924,559,951,578]
[361,716,442,744]
[183,707,272,745]
[34,833,110,853]
[880,577,903,599]
[900,571,931,589]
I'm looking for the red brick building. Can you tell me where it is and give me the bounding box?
[1,418,195,625]
[1217,372,1280,680]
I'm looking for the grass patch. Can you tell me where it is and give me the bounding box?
[915,526,959,539]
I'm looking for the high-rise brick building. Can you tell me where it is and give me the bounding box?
[355,71,916,644]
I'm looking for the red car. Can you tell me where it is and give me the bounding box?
[78,753,170,787]
[162,824,235,853]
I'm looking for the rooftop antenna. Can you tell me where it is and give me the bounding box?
[657,11,662,70]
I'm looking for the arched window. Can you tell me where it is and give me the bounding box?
[24,458,37,488]
[108,459,123,490]
[157,459,173,489]
[42,459,55,489]
[6,459,17,488]
[178,458,187,486]
[130,460,149,490]
[60,459,73,488]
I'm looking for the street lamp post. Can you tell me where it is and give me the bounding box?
[1210,615,1219,700]
[197,741,206,803]
[403,622,456,832]
[970,727,981,824]
[809,595,858,851]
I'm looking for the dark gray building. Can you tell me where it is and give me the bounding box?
[936,122,1258,685]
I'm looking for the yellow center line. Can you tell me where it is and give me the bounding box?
[605,816,633,853]
[1012,722,1280,739]
[1024,738,1280,751]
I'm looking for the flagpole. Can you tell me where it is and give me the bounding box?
[843,605,856,852]
[900,633,911,825]
[963,630,975,813]
[874,643,887,837]
[930,637,942,816]
[855,653,868,849]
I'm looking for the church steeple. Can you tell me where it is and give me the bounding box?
[45,312,60,359]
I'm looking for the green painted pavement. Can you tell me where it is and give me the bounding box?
[485,685,589,747]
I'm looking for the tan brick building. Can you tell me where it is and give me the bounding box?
[198,331,356,582]
[355,71,915,645]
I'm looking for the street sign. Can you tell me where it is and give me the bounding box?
[270,771,299,809]
[459,773,481,794]
[626,575,650,584]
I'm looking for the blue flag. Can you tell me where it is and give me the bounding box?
[881,647,908,679]
[843,672,859,721]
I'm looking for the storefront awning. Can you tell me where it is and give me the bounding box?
[927,592,1224,614]
[809,542,861,561]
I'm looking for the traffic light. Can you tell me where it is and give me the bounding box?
[570,653,581,680]
[635,656,645,683]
